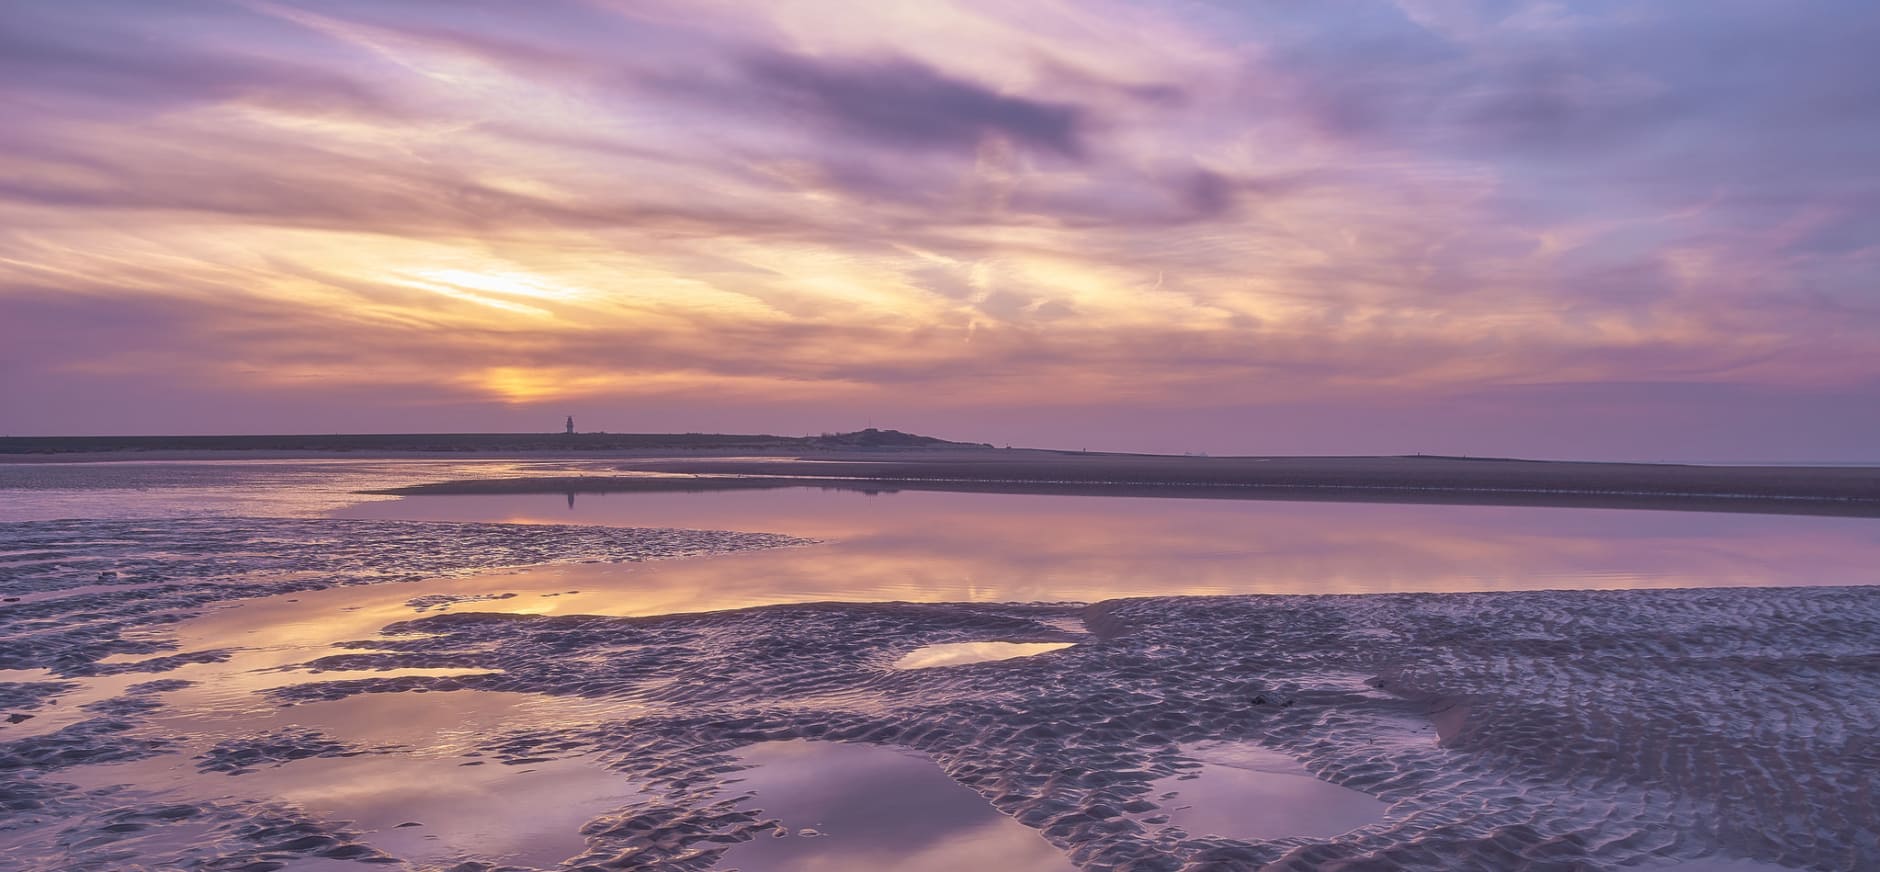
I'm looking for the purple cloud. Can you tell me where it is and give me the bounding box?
[1,0,1878,460]
[733,51,1088,159]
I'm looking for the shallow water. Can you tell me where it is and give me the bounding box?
[1,460,1872,871]
[57,747,638,869]
[341,487,1880,598]
[1651,860,1803,872]
[1145,742,1389,842]
[718,740,1075,872]
[894,642,1076,670]
[0,513,798,869]
[0,458,620,521]
[9,459,1879,599]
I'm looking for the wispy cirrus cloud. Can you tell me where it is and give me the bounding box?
[0,0,1876,457]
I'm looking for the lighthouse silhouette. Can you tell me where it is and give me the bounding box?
[564,416,574,435]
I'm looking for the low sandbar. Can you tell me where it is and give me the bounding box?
[372,453,1880,518]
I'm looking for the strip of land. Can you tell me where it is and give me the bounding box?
[6,430,1875,516]
[378,452,1880,518]
[0,428,976,458]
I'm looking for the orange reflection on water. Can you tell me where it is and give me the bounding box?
[334,489,1880,613]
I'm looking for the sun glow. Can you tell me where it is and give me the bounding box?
[3,0,1873,449]
[475,367,618,404]
[409,268,590,302]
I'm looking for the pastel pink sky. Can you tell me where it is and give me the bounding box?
[2,1,1877,460]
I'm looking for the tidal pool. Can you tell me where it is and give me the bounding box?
[3,461,1871,870]
[56,748,638,869]
[892,641,1076,669]
[718,740,1075,872]
[1146,742,1389,842]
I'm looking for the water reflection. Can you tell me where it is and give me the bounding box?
[6,469,1872,869]
[1655,859,1802,872]
[893,642,1076,670]
[59,748,637,869]
[245,752,635,867]
[720,741,1073,872]
[337,489,1880,604]
[1146,743,1388,842]
[0,458,624,521]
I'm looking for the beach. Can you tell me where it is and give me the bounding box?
[1,459,1876,870]
[11,0,1875,868]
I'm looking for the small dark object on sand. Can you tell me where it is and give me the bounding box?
[5,713,33,724]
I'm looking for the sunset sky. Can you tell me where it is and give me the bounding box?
[2,1,1876,459]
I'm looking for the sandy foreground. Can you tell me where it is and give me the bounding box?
[379,450,1880,517]
[1,515,1875,870]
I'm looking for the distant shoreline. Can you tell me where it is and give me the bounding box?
[0,430,1002,465]
[0,429,980,457]
[5,433,1876,517]
[373,453,1880,518]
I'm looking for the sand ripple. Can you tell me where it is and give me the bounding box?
[255,587,1880,870]
[1,517,1874,870]
[0,517,812,675]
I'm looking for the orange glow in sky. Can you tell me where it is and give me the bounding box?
[2,1,1876,459]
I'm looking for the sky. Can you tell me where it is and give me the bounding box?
[1,0,1877,460]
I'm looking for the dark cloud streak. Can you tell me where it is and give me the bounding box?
[735,50,1088,159]
[0,7,394,118]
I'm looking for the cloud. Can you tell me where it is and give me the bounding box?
[0,3,394,118]
[726,50,1088,159]
[1,0,1877,458]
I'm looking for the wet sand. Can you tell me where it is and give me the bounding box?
[6,521,1874,869]
[5,469,1878,869]
[380,452,1880,517]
